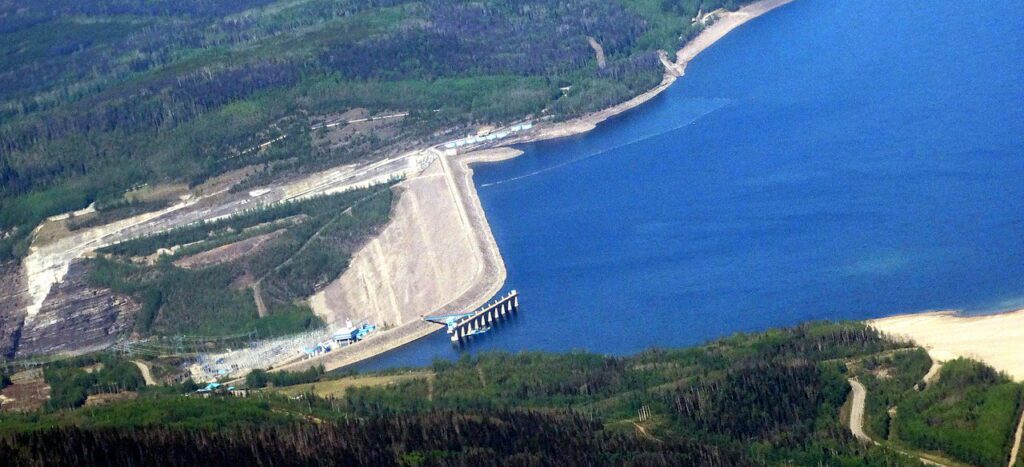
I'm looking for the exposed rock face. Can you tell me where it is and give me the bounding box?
[0,261,28,358]
[15,260,137,358]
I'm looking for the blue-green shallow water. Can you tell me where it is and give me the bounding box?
[354,0,1024,370]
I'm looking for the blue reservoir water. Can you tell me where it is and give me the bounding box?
[357,0,1024,370]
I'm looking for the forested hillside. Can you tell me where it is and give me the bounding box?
[4,322,1020,465]
[0,323,918,465]
[0,0,752,261]
[85,184,396,337]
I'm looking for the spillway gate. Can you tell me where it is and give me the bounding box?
[424,290,519,345]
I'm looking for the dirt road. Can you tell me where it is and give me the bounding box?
[1010,406,1024,467]
[847,378,873,443]
[132,360,157,386]
[848,377,949,466]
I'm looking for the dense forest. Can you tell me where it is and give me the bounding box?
[0,323,907,465]
[0,0,754,261]
[4,322,1021,465]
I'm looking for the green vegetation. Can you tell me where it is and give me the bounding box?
[1,322,923,464]
[0,0,756,261]
[855,349,933,439]
[42,355,144,410]
[67,199,173,231]
[245,365,324,388]
[6,322,1023,464]
[893,358,1023,466]
[87,185,394,337]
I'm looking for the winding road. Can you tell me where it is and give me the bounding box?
[847,378,873,443]
[846,378,947,466]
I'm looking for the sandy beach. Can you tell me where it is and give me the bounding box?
[869,310,1024,381]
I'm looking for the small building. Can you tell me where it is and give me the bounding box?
[197,382,222,393]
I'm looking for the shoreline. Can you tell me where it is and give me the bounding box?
[869,309,1024,381]
[280,0,797,372]
[508,0,795,146]
[277,148,522,374]
[306,0,1024,384]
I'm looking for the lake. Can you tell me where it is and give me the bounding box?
[356,0,1024,370]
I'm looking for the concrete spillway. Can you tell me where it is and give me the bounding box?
[446,290,519,344]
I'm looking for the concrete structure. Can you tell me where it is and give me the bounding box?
[443,290,519,344]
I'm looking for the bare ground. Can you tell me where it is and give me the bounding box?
[870,309,1024,381]
[271,371,431,397]
[173,229,285,269]
[84,391,138,407]
[288,149,520,373]
[1010,406,1024,467]
[847,378,873,443]
[587,36,607,69]
[0,370,49,412]
[132,360,157,386]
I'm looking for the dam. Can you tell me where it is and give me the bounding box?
[424,290,520,344]
[354,0,1024,371]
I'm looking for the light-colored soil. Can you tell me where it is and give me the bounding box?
[252,281,268,317]
[84,391,138,407]
[124,183,190,203]
[310,149,517,331]
[847,377,951,466]
[173,229,285,269]
[19,147,428,334]
[271,371,431,397]
[295,148,519,372]
[132,360,157,386]
[81,363,104,373]
[633,422,663,443]
[1,370,49,412]
[869,309,1024,381]
[1010,406,1024,467]
[587,36,607,69]
[307,168,462,329]
[847,378,873,443]
[191,165,261,196]
[922,361,943,385]
[675,0,793,67]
